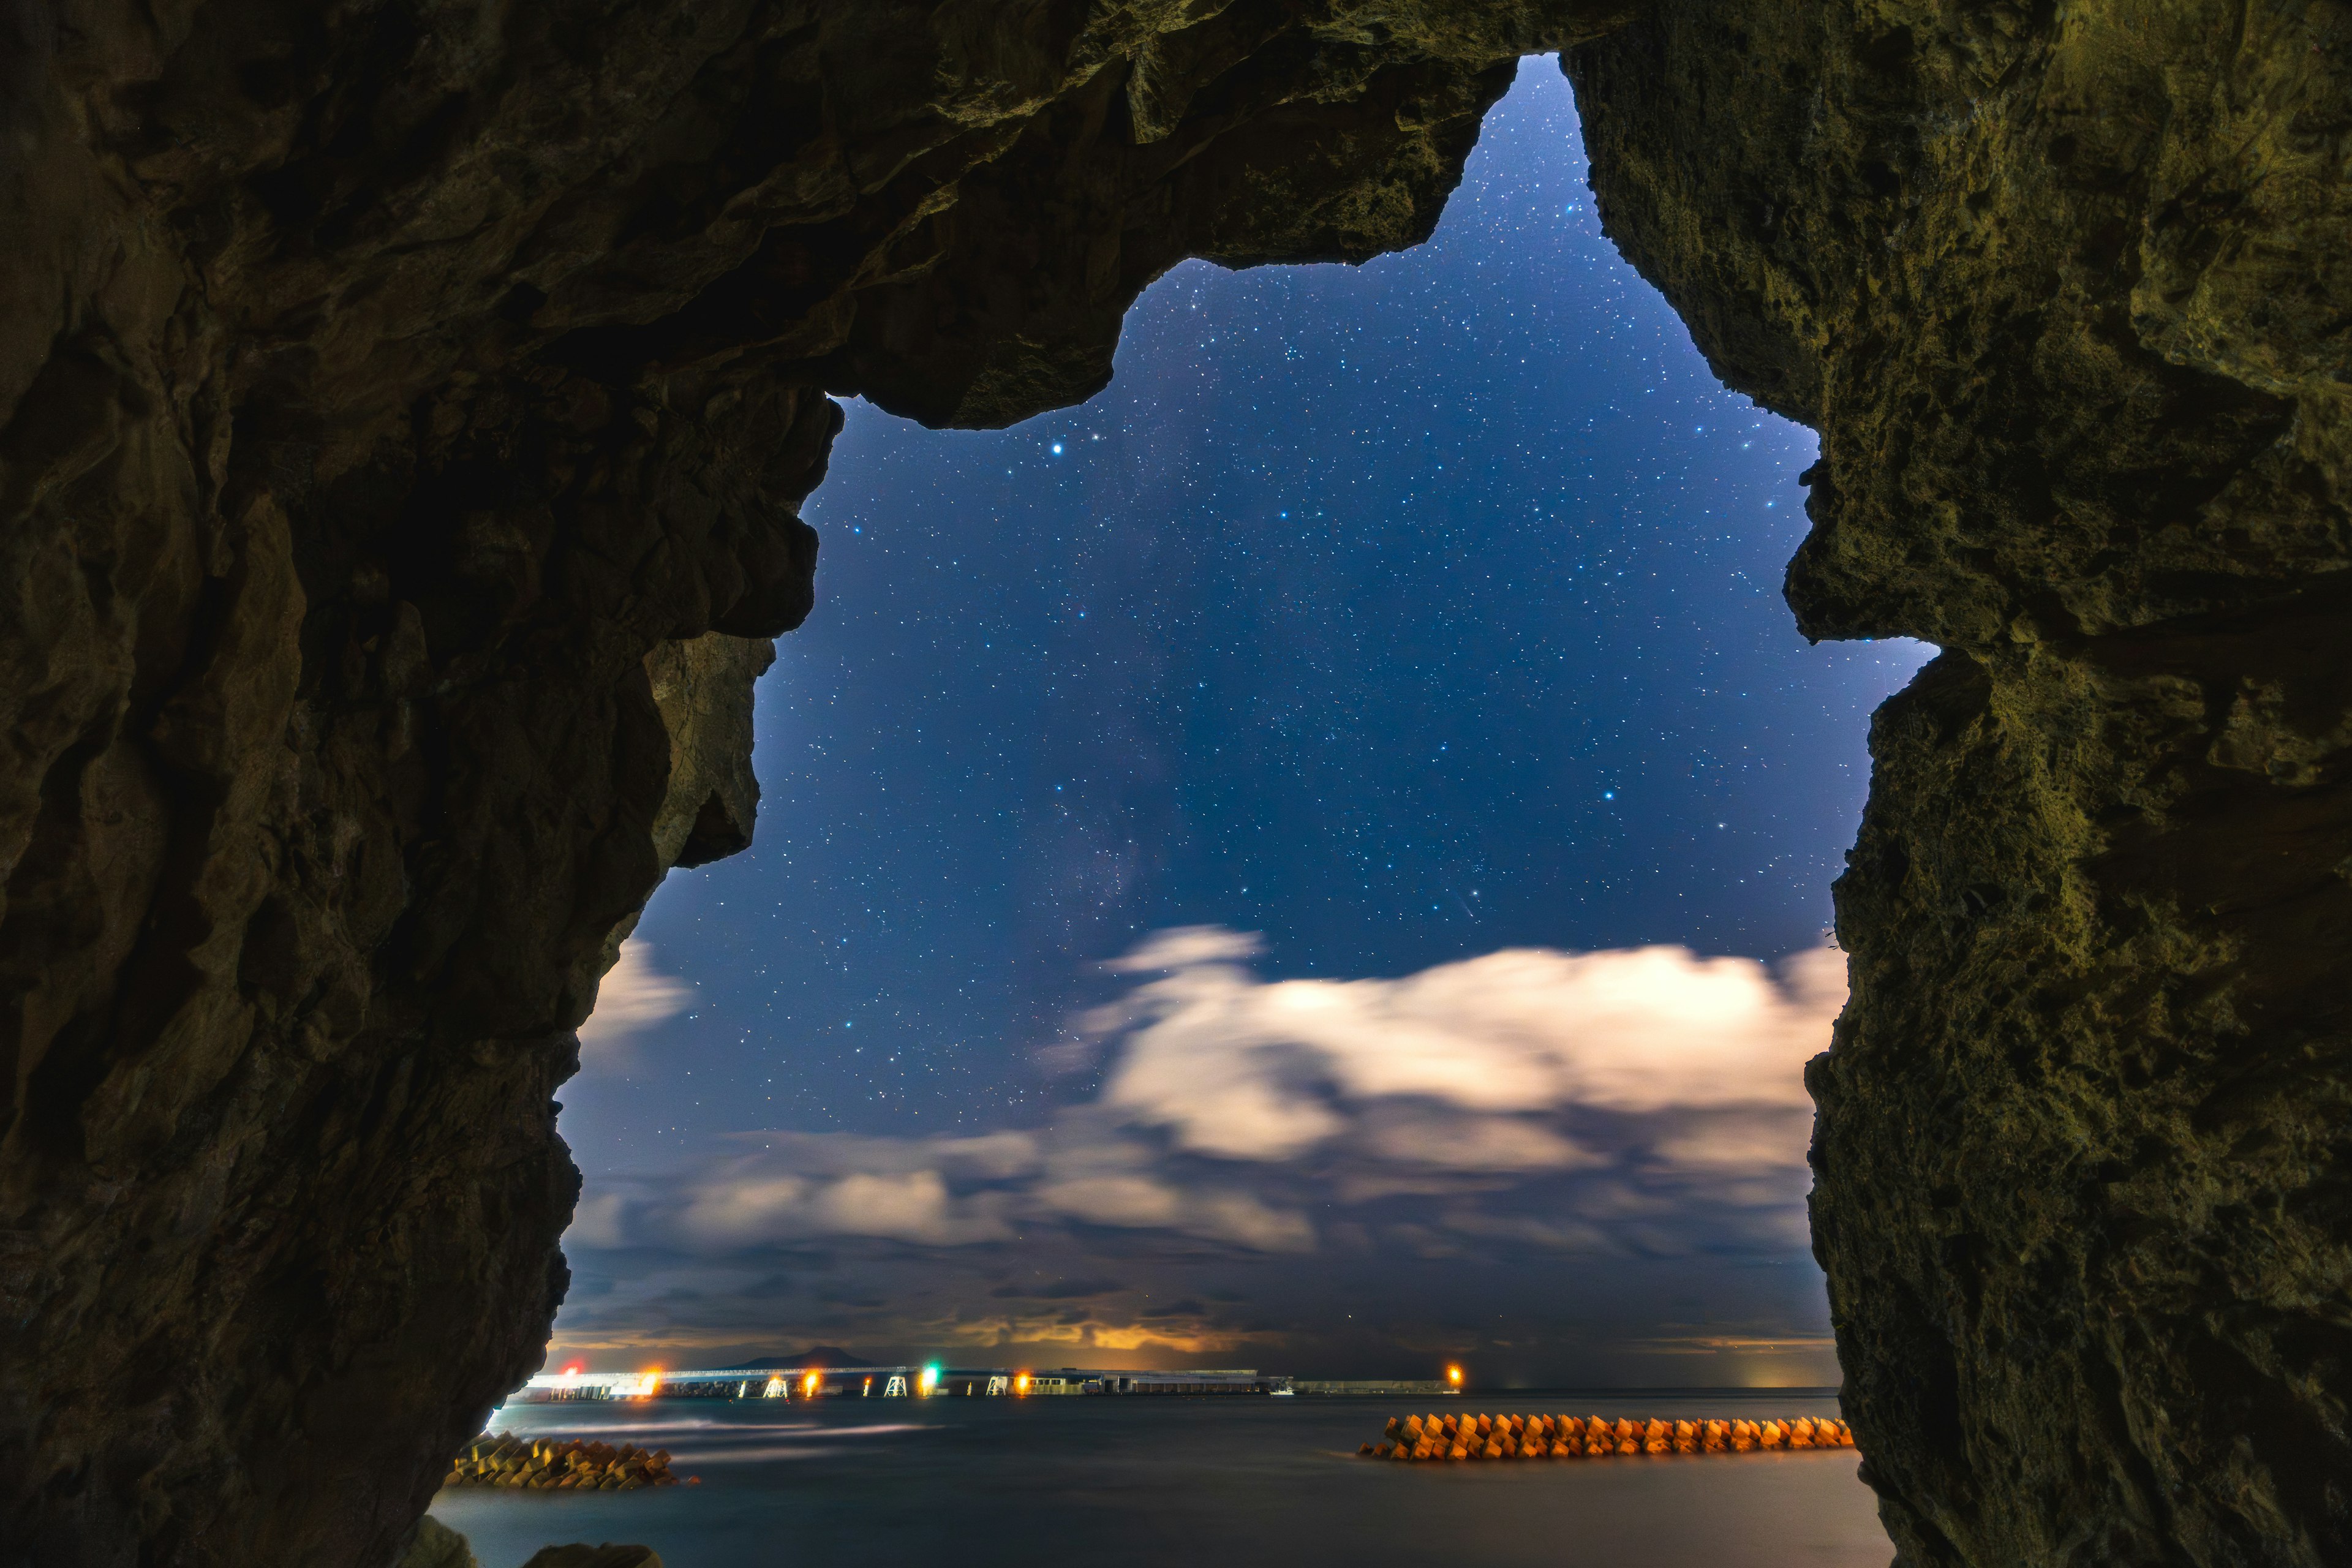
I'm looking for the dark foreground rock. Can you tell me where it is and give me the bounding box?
[391,1523,660,1568]
[1570,7,2352,1565]
[396,1518,478,1568]
[519,1548,662,1568]
[3,2,2347,1566]
[0,4,1623,1566]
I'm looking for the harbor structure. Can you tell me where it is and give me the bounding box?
[1085,1369,1289,1395]
[519,1366,921,1401]
[516,1365,1298,1401]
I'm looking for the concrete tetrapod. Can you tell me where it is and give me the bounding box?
[1356,1413,1856,1461]
[445,1434,698,1491]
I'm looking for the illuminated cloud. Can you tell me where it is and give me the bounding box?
[1103,925,1266,972]
[1097,940,1839,1156]
[576,940,694,1069]
[1354,1107,1600,1172]
[678,1134,1041,1246]
[683,1168,1019,1248]
[554,930,1847,1378]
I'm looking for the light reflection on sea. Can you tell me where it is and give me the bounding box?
[431,1392,1892,1568]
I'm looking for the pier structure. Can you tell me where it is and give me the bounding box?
[1087,1370,1291,1395]
[517,1366,910,1402]
[515,1365,1297,1401]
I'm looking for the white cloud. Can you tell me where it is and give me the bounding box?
[1099,941,1836,1160]
[1031,1173,1185,1229]
[681,1164,1017,1248]
[815,1172,1009,1245]
[567,1191,628,1250]
[1027,1169,1316,1251]
[1104,925,1264,972]
[1355,1108,1602,1172]
[720,1130,1042,1181]
[572,930,1844,1268]
[577,940,693,1068]
[1184,1190,1316,1253]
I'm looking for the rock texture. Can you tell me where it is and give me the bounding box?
[1569,5,2352,1565]
[519,1549,662,1568]
[0,4,1626,1566]
[8,0,2349,1564]
[393,1520,661,1568]
[394,1518,478,1568]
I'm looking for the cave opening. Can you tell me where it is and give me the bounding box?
[12,6,2342,1565]
[546,55,1926,1417]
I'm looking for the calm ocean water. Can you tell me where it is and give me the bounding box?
[431,1391,1892,1568]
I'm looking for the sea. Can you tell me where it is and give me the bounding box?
[429,1389,1894,1568]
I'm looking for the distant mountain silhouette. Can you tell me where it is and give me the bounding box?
[725,1346,875,1370]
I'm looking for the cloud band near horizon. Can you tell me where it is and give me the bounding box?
[550,930,1848,1385]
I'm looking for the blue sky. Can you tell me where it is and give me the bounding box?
[549,58,1929,1387]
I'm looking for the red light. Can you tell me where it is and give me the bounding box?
[563,1363,585,1375]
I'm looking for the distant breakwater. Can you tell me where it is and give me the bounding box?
[444,1433,699,1491]
[1361,1412,1855,1461]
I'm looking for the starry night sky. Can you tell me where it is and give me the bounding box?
[549,59,1929,1387]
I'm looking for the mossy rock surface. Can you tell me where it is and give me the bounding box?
[398,1518,478,1568]
[6,2,2351,1566]
[520,1548,664,1568]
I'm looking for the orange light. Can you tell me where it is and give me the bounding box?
[802,1370,821,1396]
[1446,1364,1464,1388]
[1015,1372,1031,1395]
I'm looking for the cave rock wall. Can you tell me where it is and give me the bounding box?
[0,3,1626,1564]
[6,0,2350,1566]
[1569,4,2352,1564]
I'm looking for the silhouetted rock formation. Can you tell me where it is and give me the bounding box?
[2,1,2344,1566]
[395,1518,477,1568]
[0,4,1625,1565]
[396,1520,661,1568]
[520,1548,662,1568]
[1570,7,2352,1564]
